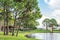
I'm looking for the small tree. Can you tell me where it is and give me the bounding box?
[42,18,58,33]
[42,18,50,31]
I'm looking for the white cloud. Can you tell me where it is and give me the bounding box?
[44,0,55,6]
[44,0,60,9]
[51,10,60,24]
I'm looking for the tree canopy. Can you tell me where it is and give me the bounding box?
[0,0,42,35]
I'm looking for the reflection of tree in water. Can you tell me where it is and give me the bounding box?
[50,33,53,40]
[45,33,54,40]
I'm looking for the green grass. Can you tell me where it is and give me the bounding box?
[25,29,51,33]
[30,29,50,33]
[53,30,60,33]
[32,29,60,33]
[0,32,38,40]
[25,29,60,33]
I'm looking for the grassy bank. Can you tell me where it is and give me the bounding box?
[53,30,60,33]
[32,29,60,33]
[0,32,37,40]
[25,29,60,33]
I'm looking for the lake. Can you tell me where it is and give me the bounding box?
[31,33,60,40]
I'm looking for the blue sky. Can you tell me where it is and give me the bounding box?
[38,0,53,17]
[37,0,60,28]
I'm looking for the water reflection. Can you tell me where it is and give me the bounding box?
[31,33,60,40]
[45,33,54,40]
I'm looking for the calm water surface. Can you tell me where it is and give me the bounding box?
[31,33,60,40]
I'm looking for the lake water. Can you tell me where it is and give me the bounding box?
[31,33,60,40]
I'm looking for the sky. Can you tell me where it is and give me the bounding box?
[37,0,60,28]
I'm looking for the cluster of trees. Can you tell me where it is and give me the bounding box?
[0,0,42,36]
[42,18,58,32]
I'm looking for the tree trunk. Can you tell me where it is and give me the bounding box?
[12,27,14,36]
[12,18,16,36]
[50,24,53,33]
[12,9,19,36]
[5,12,9,35]
[16,27,19,36]
[3,27,6,35]
[46,24,48,33]
[16,26,20,36]
[4,19,6,35]
[12,13,17,36]
[5,26,8,35]
[4,12,6,35]
[3,6,6,35]
[51,27,53,33]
